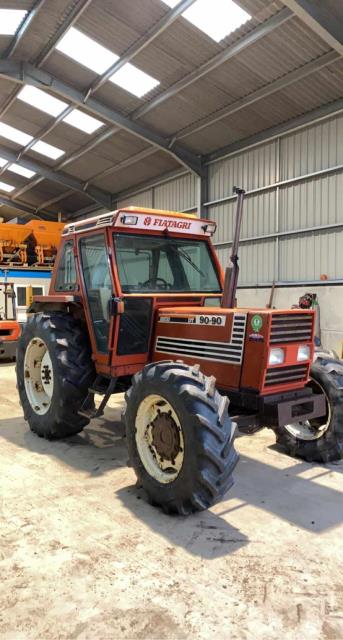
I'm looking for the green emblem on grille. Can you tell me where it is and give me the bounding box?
[251,314,263,332]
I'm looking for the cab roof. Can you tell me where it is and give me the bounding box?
[62,206,217,237]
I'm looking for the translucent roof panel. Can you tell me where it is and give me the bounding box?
[31,140,65,160]
[0,122,33,146]
[0,9,27,35]
[0,156,35,178]
[0,180,15,193]
[56,27,119,74]
[162,0,251,42]
[17,85,68,117]
[110,63,159,98]
[8,164,36,179]
[63,109,104,134]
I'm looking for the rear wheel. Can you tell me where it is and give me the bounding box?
[124,361,239,514]
[274,357,343,462]
[17,312,95,439]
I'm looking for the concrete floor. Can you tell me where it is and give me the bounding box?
[0,362,342,640]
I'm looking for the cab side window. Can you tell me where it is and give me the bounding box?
[55,241,77,291]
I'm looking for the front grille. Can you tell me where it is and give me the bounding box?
[270,313,313,343]
[0,329,11,336]
[265,364,308,387]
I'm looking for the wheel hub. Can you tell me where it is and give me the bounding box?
[151,411,181,462]
[135,394,185,484]
[24,337,54,414]
[284,379,331,441]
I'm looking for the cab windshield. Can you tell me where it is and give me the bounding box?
[114,233,221,293]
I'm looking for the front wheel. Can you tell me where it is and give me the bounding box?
[274,357,343,462]
[124,361,239,514]
[16,312,95,439]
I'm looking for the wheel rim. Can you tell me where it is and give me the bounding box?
[135,394,185,484]
[284,379,331,441]
[24,337,54,415]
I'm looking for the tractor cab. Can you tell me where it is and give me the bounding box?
[45,207,223,378]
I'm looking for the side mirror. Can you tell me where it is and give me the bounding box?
[109,296,124,316]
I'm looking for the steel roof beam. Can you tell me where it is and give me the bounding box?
[0,0,93,120]
[132,8,292,120]
[54,37,338,208]
[282,0,343,55]
[0,61,203,176]
[175,49,340,141]
[0,194,53,219]
[0,1,198,197]
[1,0,48,59]
[35,189,74,213]
[0,144,112,208]
[69,202,105,220]
[87,0,197,96]
[205,97,343,163]
[0,6,290,199]
[35,148,159,211]
[35,0,94,66]
[42,7,291,182]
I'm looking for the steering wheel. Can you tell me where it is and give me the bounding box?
[141,277,170,290]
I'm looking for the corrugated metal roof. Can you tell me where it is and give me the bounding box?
[0,0,341,220]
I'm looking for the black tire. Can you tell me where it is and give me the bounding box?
[16,312,95,439]
[124,361,239,515]
[274,357,343,463]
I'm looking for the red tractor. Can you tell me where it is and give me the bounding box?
[16,190,343,514]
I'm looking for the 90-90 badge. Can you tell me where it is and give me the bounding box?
[159,314,226,326]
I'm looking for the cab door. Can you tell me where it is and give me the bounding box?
[109,231,154,371]
[78,232,115,365]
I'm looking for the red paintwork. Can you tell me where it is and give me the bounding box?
[0,320,21,342]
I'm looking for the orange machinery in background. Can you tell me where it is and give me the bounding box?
[0,220,64,267]
[0,223,31,265]
[26,220,65,266]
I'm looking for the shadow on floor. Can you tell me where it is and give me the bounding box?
[0,409,342,542]
[0,412,249,559]
[116,484,249,558]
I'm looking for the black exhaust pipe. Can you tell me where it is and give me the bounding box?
[221,186,245,308]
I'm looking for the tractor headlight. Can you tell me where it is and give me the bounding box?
[297,345,311,361]
[269,348,285,365]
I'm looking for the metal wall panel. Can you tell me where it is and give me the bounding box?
[279,229,343,281]
[279,172,343,232]
[154,173,197,211]
[208,112,343,285]
[208,140,278,201]
[118,175,197,212]
[280,113,343,180]
[118,189,153,209]
[211,191,277,244]
[216,239,276,286]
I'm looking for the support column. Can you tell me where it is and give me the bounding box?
[197,166,208,218]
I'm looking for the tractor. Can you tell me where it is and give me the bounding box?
[16,189,343,514]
